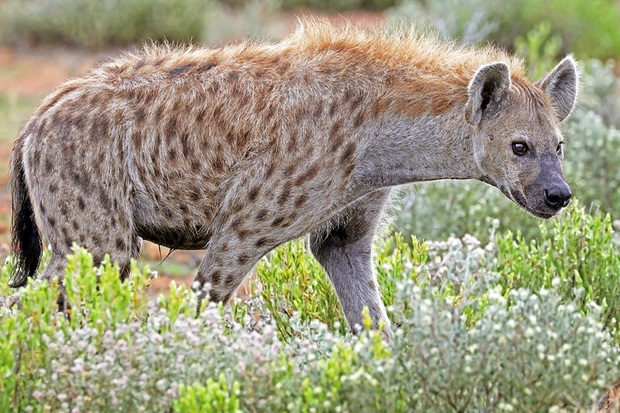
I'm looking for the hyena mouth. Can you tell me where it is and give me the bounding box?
[504,186,555,219]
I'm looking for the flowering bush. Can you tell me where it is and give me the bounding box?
[1,204,619,412]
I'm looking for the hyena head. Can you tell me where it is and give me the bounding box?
[465,56,578,218]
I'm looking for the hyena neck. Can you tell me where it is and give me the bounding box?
[352,105,480,198]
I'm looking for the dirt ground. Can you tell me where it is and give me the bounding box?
[0,11,385,295]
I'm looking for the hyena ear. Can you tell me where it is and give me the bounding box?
[465,62,511,126]
[536,56,578,122]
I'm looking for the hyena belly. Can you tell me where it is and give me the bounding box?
[129,157,220,250]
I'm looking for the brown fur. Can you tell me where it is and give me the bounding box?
[9,20,577,336]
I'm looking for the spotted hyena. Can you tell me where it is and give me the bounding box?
[10,21,577,335]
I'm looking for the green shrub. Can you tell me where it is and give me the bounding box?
[1,214,619,412]
[0,0,210,48]
[497,202,620,335]
[255,239,346,338]
[255,234,427,339]
[174,374,242,413]
[514,21,562,79]
[390,0,620,60]
[562,62,620,216]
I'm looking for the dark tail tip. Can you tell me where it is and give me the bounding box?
[9,141,42,288]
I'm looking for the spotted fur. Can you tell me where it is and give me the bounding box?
[10,20,578,335]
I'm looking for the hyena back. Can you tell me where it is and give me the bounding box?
[10,21,578,335]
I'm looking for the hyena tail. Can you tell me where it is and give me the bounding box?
[9,140,42,288]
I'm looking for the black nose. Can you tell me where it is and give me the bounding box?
[544,184,572,209]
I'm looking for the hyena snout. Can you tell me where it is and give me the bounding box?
[543,181,572,210]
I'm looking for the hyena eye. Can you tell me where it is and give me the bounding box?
[512,142,529,156]
[556,142,564,155]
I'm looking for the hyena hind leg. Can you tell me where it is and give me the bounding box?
[309,189,392,338]
[40,233,141,310]
[36,255,70,309]
[38,215,141,310]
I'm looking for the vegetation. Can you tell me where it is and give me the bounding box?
[391,0,620,59]
[1,204,619,412]
[0,0,210,47]
[1,0,620,410]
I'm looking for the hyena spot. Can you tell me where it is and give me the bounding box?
[248,187,260,202]
[99,191,112,212]
[230,217,243,230]
[294,164,319,186]
[340,142,356,163]
[284,163,297,176]
[287,134,298,152]
[190,160,201,173]
[294,194,309,208]
[116,238,126,250]
[168,148,177,161]
[313,103,324,119]
[271,216,285,227]
[329,101,338,117]
[277,186,291,206]
[255,209,268,220]
[237,229,251,240]
[255,237,273,248]
[168,64,195,78]
[353,111,365,128]
[196,109,207,123]
[225,277,237,289]
[77,197,85,210]
[211,270,222,285]
[265,162,277,180]
[198,61,217,73]
[227,71,239,82]
[181,135,190,158]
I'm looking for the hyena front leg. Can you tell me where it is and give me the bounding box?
[192,236,268,306]
[192,198,283,306]
[309,188,391,337]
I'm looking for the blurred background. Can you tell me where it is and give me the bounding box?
[0,0,619,290]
